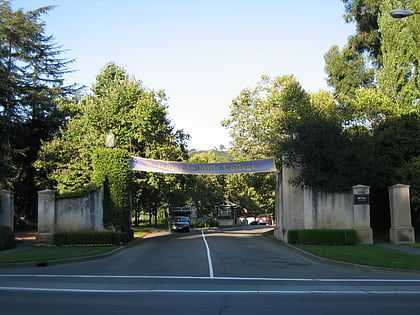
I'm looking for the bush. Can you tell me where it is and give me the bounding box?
[208,219,219,227]
[194,221,205,228]
[53,231,127,246]
[287,229,357,245]
[0,225,16,250]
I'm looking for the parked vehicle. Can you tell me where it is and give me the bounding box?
[169,216,191,232]
[256,214,272,225]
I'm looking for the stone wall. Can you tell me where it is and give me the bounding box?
[275,161,373,244]
[37,187,104,242]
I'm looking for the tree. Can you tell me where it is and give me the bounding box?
[377,0,420,112]
[36,62,188,191]
[0,1,76,221]
[326,0,419,123]
[35,63,190,228]
[282,110,374,192]
[372,113,420,227]
[223,75,312,216]
[186,151,226,217]
[223,75,311,162]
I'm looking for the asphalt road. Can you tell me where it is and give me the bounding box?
[1,226,420,314]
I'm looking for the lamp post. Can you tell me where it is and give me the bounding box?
[390,9,420,18]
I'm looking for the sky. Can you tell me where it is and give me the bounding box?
[14,0,355,150]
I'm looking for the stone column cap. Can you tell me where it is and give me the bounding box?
[389,184,410,189]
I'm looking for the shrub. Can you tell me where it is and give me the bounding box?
[53,231,127,246]
[287,229,357,245]
[194,221,205,228]
[0,225,16,250]
[208,219,219,227]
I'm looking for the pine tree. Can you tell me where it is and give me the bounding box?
[0,1,76,220]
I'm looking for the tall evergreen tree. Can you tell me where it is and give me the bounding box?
[0,1,76,221]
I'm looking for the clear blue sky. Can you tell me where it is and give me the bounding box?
[15,0,354,150]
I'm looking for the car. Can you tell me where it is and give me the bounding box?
[256,214,272,225]
[169,216,191,232]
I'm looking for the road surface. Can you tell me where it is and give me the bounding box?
[1,226,420,314]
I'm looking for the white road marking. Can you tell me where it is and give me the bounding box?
[0,286,420,295]
[2,274,420,282]
[2,275,420,294]
[201,230,214,278]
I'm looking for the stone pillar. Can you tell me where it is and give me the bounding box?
[274,171,283,241]
[352,185,373,244]
[37,190,56,243]
[0,190,14,231]
[280,157,305,243]
[389,184,415,244]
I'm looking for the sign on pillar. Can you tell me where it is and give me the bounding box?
[352,185,373,244]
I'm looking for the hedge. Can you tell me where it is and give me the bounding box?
[0,225,16,250]
[287,229,357,245]
[53,231,127,246]
[92,147,132,239]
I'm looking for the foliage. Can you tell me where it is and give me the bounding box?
[372,113,420,225]
[324,45,375,99]
[377,0,420,111]
[0,2,77,221]
[223,75,310,162]
[53,231,126,246]
[0,225,15,250]
[326,0,419,121]
[342,0,382,59]
[92,148,131,235]
[287,229,357,245]
[35,62,189,194]
[36,63,189,228]
[185,152,227,216]
[222,75,312,216]
[282,110,374,192]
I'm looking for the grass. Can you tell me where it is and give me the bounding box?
[132,225,156,238]
[294,244,420,270]
[0,246,118,264]
[0,225,157,265]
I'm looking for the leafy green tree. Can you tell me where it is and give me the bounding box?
[324,45,375,100]
[0,1,76,221]
[223,75,312,216]
[282,110,374,192]
[377,0,420,112]
[372,113,420,227]
[186,151,226,217]
[36,63,189,227]
[223,75,310,162]
[342,0,382,59]
[36,62,188,191]
[326,0,419,123]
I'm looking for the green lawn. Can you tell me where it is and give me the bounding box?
[0,225,156,265]
[132,225,156,238]
[294,244,420,270]
[0,246,118,264]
